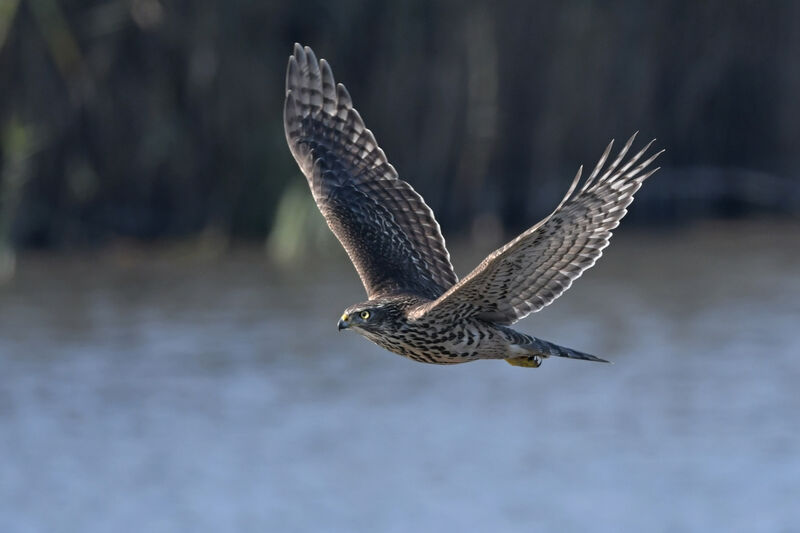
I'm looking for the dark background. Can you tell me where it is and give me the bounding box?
[1,0,798,253]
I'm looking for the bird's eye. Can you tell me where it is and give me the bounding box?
[360,310,370,320]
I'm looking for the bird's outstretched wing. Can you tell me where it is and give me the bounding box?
[412,134,662,325]
[284,44,457,300]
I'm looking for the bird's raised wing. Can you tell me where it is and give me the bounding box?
[412,134,662,325]
[284,44,457,300]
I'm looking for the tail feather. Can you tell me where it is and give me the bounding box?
[506,337,610,367]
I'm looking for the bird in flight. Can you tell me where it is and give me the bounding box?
[284,44,662,368]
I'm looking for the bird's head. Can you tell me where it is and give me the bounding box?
[337,300,401,333]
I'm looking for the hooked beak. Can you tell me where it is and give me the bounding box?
[337,313,350,331]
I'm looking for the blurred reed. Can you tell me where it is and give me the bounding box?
[0,0,798,265]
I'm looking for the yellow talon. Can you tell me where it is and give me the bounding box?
[506,355,543,368]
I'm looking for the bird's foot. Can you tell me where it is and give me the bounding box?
[506,355,543,368]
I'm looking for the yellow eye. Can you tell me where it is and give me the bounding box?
[360,310,370,320]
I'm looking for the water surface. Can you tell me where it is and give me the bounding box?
[1,222,798,532]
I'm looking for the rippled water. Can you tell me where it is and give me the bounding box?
[1,222,799,532]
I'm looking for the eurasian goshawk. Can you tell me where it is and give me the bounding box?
[284,44,662,368]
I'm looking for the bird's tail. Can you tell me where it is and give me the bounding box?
[506,337,610,368]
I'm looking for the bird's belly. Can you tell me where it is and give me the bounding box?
[362,320,510,365]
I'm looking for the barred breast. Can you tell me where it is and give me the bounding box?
[361,317,523,364]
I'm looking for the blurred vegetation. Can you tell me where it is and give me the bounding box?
[0,0,799,254]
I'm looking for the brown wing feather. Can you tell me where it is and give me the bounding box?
[413,134,663,325]
[284,44,457,299]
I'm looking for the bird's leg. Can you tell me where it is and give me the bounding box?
[505,355,543,368]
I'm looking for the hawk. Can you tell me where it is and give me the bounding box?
[284,44,662,368]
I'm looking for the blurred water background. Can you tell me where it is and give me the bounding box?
[1,221,799,532]
[1,0,800,532]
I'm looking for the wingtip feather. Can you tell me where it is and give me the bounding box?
[285,56,297,94]
[336,83,352,109]
[581,139,614,192]
[319,59,337,114]
[293,43,306,67]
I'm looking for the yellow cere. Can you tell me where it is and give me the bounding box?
[341,313,349,322]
